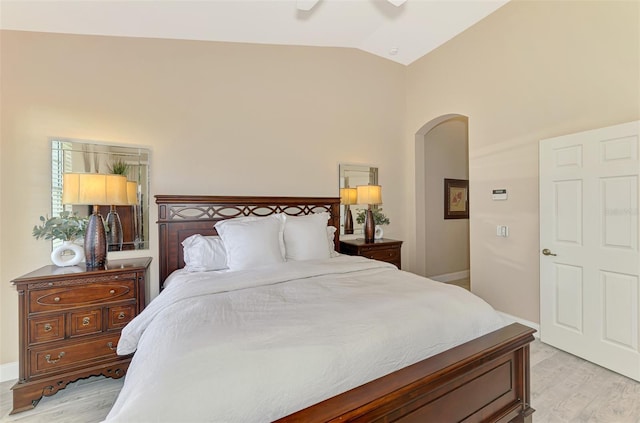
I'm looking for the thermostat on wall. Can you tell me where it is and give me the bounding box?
[492,189,508,200]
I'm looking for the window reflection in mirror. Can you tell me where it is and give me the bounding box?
[338,164,378,236]
[51,139,150,251]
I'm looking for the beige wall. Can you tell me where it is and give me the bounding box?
[0,31,406,366]
[406,0,639,322]
[424,117,469,277]
[1,0,639,369]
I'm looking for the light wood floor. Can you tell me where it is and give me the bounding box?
[446,276,471,291]
[1,340,639,422]
[530,341,640,422]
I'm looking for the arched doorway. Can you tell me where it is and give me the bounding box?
[415,114,470,289]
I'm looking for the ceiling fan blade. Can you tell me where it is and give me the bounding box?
[387,0,407,6]
[297,0,321,11]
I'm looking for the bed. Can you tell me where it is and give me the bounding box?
[104,195,535,422]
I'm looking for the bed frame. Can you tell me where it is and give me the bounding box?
[156,195,535,423]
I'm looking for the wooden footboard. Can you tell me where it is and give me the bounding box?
[278,323,535,423]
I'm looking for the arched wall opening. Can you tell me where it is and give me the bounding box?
[415,114,470,285]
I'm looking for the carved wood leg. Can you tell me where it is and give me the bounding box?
[10,382,46,414]
[10,361,130,414]
[522,406,535,423]
[509,406,535,423]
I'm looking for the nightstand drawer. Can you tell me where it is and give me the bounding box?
[29,315,64,345]
[339,238,403,269]
[69,308,102,338]
[29,334,121,377]
[29,281,135,313]
[106,304,135,330]
[362,248,400,263]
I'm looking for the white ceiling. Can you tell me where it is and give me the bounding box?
[0,0,509,65]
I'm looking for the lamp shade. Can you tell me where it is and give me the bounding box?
[61,173,128,269]
[356,185,382,205]
[126,181,139,205]
[62,173,128,206]
[340,187,358,205]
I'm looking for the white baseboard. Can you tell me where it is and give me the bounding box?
[429,270,470,283]
[0,361,18,383]
[498,311,540,338]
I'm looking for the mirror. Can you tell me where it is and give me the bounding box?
[338,164,378,236]
[51,139,150,250]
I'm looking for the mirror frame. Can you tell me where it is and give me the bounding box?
[338,163,378,236]
[50,138,151,251]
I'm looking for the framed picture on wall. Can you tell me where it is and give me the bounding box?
[444,178,469,219]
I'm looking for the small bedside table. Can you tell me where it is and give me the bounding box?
[9,257,151,414]
[339,238,403,269]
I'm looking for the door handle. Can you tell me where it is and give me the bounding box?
[542,248,557,256]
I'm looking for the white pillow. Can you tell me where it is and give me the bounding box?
[214,214,286,270]
[326,226,339,258]
[284,212,331,261]
[181,234,228,272]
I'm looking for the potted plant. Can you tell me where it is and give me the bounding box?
[107,157,129,176]
[355,208,390,239]
[33,211,88,267]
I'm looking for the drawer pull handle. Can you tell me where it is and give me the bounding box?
[45,352,65,364]
[117,312,126,320]
[44,323,52,332]
[109,290,116,295]
[53,297,60,302]
[107,342,117,351]
[82,317,91,326]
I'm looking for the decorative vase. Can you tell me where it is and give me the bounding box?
[344,205,354,235]
[85,211,107,269]
[375,226,384,240]
[364,209,375,243]
[106,206,123,252]
[51,241,84,267]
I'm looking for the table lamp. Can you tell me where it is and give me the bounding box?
[62,173,128,268]
[340,187,357,234]
[356,184,382,243]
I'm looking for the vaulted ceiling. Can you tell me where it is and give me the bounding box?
[0,0,509,65]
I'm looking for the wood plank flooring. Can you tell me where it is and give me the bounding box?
[530,341,640,422]
[1,339,638,422]
[446,276,471,291]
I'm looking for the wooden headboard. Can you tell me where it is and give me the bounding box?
[156,195,341,291]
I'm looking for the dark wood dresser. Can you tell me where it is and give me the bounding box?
[339,238,403,269]
[9,257,151,414]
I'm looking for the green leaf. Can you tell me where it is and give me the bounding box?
[355,208,390,226]
[32,212,89,242]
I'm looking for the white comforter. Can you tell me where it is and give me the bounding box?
[104,256,505,422]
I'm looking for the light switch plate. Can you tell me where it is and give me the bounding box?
[496,225,509,237]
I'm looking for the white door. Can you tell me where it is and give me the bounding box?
[540,120,640,381]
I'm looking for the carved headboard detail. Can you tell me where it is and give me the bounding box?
[155,195,341,291]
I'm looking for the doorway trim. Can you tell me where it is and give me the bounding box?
[415,113,468,277]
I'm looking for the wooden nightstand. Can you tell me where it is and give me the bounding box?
[339,238,403,269]
[9,257,151,414]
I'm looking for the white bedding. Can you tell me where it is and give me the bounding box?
[104,256,505,422]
